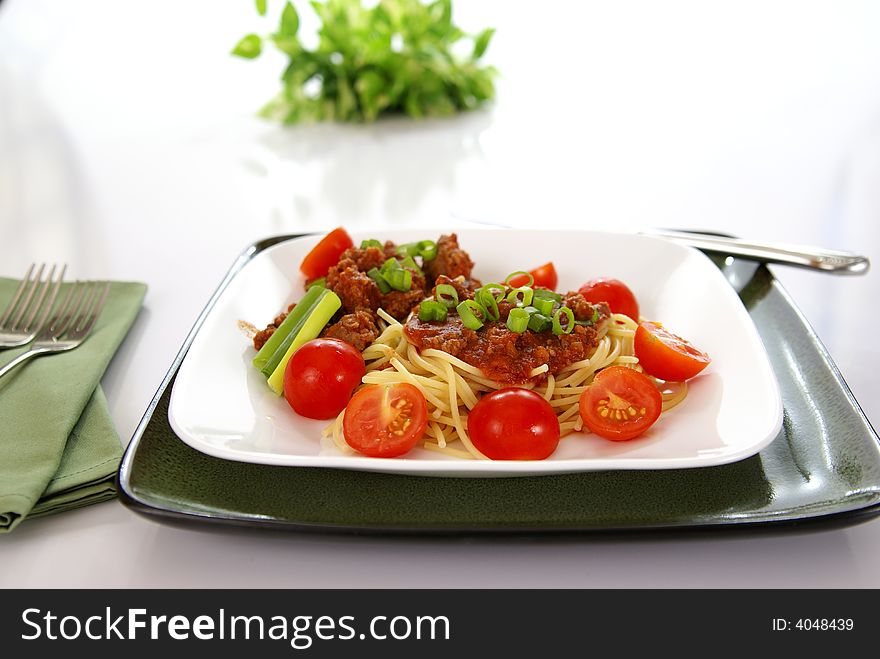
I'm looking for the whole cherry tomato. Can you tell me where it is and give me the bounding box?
[284,338,365,419]
[577,278,639,320]
[467,388,560,460]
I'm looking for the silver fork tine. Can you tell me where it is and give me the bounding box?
[9,264,45,330]
[0,263,36,328]
[46,281,85,336]
[70,282,99,333]
[73,282,110,336]
[21,264,66,332]
[64,281,95,332]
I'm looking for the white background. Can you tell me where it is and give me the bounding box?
[1,0,879,587]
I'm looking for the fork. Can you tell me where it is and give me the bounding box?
[0,281,110,381]
[0,264,67,349]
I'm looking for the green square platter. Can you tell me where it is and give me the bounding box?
[117,235,880,534]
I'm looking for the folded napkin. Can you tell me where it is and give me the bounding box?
[0,278,146,533]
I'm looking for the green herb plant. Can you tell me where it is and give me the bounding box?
[232,0,497,123]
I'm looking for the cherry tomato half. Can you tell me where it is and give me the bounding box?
[577,278,639,320]
[299,227,354,281]
[508,262,559,291]
[634,321,711,381]
[343,383,428,458]
[579,366,662,441]
[467,388,560,460]
[284,338,365,420]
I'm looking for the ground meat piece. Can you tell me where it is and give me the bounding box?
[431,275,479,302]
[337,246,387,273]
[422,234,474,283]
[562,292,610,323]
[326,258,382,314]
[253,304,295,351]
[253,328,274,352]
[380,288,425,320]
[379,267,427,319]
[321,311,380,351]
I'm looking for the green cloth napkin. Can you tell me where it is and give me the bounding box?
[0,278,146,533]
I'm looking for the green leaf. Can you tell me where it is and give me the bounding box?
[280,1,300,37]
[232,34,263,59]
[256,0,268,16]
[272,33,302,56]
[356,69,389,121]
[430,0,452,27]
[472,27,495,59]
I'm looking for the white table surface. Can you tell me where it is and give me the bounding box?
[1,0,879,587]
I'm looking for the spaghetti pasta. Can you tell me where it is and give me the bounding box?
[325,311,689,459]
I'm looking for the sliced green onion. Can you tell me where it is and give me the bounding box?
[552,307,575,335]
[435,284,459,308]
[360,239,383,250]
[457,299,488,330]
[371,257,413,292]
[506,308,530,333]
[399,254,422,274]
[384,268,412,292]
[505,271,534,287]
[575,308,600,327]
[417,239,437,260]
[419,300,448,322]
[528,312,552,333]
[308,277,327,290]
[397,242,419,257]
[533,288,562,303]
[367,267,392,294]
[506,286,534,307]
[396,240,437,260]
[533,297,555,316]
[380,257,400,275]
[479,283,507,303]
[476,287,500,320]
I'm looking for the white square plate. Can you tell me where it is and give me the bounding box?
[168,228,782,477]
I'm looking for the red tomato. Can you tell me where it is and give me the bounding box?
[577,278,639,320]
[507,262,559,291]
[299,227,354,281]
[467,388,560,460]
[634,321,711,381]
[579,366,662,441]
[343,383,428,458]
[284,338,365,420]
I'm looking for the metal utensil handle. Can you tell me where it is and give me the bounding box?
[0,348,48,381]
[643,230,870,275]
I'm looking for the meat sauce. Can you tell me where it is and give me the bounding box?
[253,233,476,352]
[404,294,610,384]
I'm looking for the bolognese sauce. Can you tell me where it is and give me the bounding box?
[404,292,610,384]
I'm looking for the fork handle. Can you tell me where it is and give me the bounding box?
[0,348,49,380]
[641,230,870,274]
